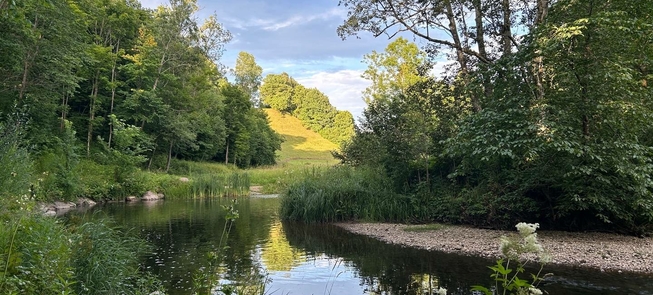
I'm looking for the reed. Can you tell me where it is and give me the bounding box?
[279,166,415,223]
[189,172,250,198]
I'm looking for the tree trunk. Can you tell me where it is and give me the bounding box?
[166,140,173,172]
[147,143,157,170]
[536,0,549,26]
[108,39,120,149]
[60,87,69,130]
[472,0,493,99]
[501,0,512,54]
[224,142,229,165]
[87,71,99,157]
[19,14,39,101]
[444,0,480,112]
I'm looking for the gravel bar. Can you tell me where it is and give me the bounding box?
[335,222,653,273]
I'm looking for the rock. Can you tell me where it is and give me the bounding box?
[43,210,57,216]
[157,193,164,199]
[76,197,97,207]
[141,191,160,201]
[39,203,57,216]
[53,201,76,210]
[125,196,138,202]
[179,177,190,182]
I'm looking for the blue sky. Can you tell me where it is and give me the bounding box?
[141,0,399,121]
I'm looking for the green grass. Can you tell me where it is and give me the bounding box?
[264,108,337,166]
[240,109,341,193]
[403,224,447,232]
[279,166,418,223]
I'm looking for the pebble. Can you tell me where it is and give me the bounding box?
[336,222,653,273]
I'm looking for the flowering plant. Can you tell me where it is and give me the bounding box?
[472,222,551,295]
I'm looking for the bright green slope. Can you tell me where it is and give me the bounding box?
[265,108,338,166]
[246,109,339,192]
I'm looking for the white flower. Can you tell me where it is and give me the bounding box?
[437,287,447,295]
[523,233,544,253]
[529,287,543,295]
[499,236,512,255]
[516,222,539,236]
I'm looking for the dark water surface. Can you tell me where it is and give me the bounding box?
[80,197,653,295]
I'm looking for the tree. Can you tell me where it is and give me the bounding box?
[361,37,428,104]
[259,73,299,113]
[338,0,553,112]
[233,51,263,106]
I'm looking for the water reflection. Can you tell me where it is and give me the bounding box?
[78,198,653,295]
[261,221,305,271]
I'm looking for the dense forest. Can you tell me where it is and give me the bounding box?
[0,0,287,169]
[283,0,653,234]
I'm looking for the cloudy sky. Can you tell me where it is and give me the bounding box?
[140,0,403,121]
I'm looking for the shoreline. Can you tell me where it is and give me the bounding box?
[335,222,653,274]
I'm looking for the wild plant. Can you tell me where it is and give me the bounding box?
[471,222,551,295]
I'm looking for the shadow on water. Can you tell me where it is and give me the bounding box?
[283,222,653,295]
[72,198,653,295]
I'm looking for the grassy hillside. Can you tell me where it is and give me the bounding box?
[241,109,339,192]
[264,108,338,166]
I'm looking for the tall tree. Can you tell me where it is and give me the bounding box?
[361,37,428,104]
[233,51,263,106]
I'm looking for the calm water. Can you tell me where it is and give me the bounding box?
[77,197,653,295]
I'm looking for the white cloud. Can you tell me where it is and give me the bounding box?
[296,70,369,122]
[225,7,346,32]
[139,0,166,9]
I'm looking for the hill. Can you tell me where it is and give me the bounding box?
[264,108,338,166]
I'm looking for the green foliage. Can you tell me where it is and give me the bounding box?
[280,166,419,223]
[0,210,164,295]
[189,172,250,198]
[233,51,263,106]
[260,73,300,113]
[0,117,32,200]
[260,73,355,146]
[362,37,429,104]
[333,0,653,234]
[71,217,164,295]
[0,213,75,294]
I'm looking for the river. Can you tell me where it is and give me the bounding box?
[77,196,653,295]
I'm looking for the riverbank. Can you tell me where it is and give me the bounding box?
[336,222,653,273]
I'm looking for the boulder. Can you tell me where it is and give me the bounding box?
[39,203,57,216]
[179,177,190,182]
[76,197,97,207]
[125,196,138,202]
[157,193,165,199]
[141,191,160,201]
[53,201,76,210]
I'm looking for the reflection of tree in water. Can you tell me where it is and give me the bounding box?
[282,222,493,295]
[261,220,305,271]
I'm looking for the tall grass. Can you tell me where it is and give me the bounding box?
[0,211,163,295]
[280,166,419,223]
[71,216,163,295]
[188,172,250,198]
